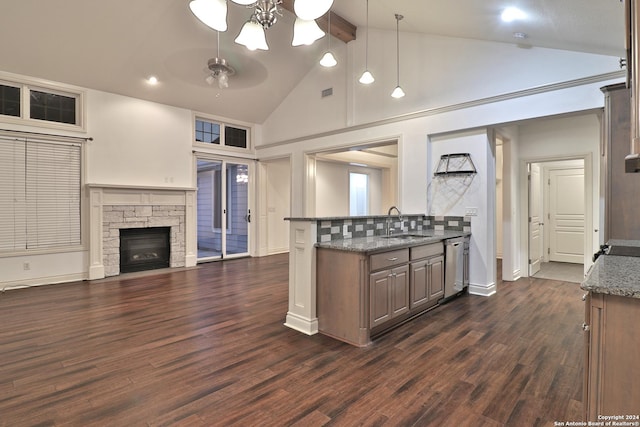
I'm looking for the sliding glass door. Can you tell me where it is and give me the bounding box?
[196,159,250,261]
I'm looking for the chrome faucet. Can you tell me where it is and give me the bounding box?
[386,206,403,236]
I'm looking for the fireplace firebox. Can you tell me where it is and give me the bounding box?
[119,227,170,273]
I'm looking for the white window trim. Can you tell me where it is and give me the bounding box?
[192,111,253,154]
[0,71,86,133]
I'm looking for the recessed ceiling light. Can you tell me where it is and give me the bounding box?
[147,76,159,85]
[501,7,526,22]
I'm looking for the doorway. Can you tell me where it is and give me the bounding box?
[527,159,586,282]
[196,158,251,261]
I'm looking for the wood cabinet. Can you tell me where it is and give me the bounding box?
[317,242,445,346]
[369,265,409,327]
[583,292,640,420]
[601,84,640,240]
[409,243,444,309]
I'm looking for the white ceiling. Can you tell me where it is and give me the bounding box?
[0,0,626,125]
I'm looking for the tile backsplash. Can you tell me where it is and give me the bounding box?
[317,215,470,243]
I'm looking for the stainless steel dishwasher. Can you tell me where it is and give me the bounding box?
[444,236,470,300]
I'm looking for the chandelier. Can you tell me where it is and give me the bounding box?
[189,0,333,51]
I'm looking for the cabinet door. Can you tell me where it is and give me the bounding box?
[428,255,445,300]
[370,270,392,328]
[585,293,603,421]
[391,265,410,317]
[410,260,429,309]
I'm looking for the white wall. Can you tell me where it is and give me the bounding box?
[315,160,383,216]
[516,113,601,275]
[261,28,619,144]
[264,158,291,254]
[496,143,504,258]
[429,130,496,296]
[86,90,193,187]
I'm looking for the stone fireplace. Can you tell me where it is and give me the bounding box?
[88,184,197,279]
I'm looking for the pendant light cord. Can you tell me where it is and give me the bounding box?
[395,14,400,86]
[365,0,369,68]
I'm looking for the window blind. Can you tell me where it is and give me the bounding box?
[0,137,81,252]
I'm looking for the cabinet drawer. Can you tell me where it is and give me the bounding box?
[370,249,409,271]
[410,242,443,260]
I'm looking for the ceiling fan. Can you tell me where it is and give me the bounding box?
[205,31,236,89]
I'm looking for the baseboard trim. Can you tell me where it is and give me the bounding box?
[1,273,87,292]
[469,282,497,297]
[285,312,318,336]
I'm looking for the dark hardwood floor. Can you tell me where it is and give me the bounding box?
[0,254,585,426]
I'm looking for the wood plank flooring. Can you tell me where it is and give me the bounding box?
[0,254,585,426]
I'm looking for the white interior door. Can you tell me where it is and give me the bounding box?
[549,168,584,264]
[528,164,543,275]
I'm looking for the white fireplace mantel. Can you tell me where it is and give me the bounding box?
[87,184,197,280]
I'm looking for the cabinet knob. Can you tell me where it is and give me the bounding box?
[582,293,587,301]
[582,322,590,332]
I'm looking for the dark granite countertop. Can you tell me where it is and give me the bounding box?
[315,230,470,254]
[581,239,640,299]
[286,214,426,222]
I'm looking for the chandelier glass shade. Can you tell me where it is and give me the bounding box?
[294,0,334,20]
[189,0,227,32]
[235,19,269,50]
[292,18,325,46]
[189,0,333,51]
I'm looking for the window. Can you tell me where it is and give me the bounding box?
[30,90,76,125]
[0,76,84,129]
[195,119,220,144]
[349,172,369,216]
[194,117,248,150]
[0,138,81,252]
[0,84,20,117]
[225,126,247,149]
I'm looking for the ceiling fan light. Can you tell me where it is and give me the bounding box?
[292,18,325,46]
[230,0,257,5]
[294,0,333,20]
[235,20,269,50]
[189,0,227,32]
[217,72,229,88]
[391,86,405,98]
[359,70,374,84]
[320,51,337,67]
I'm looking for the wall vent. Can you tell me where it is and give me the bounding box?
[321,88,333,98]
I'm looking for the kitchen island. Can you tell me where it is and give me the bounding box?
[580,239,640,421]
[317,230,470,346]
[283,214,471,339]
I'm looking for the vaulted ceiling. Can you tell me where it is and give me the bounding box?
[0,0,626,124]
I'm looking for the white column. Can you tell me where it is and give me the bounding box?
[284,219,318,335]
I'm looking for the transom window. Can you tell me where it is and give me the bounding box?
[30,90,77,125]
[195,118,249,150]
[0,76,84,130]
[0,84,20,117]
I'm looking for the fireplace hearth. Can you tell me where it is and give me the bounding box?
[120,227,170,273]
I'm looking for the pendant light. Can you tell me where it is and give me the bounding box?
[391,14,405,98]
[292,18,325,46]
[319,11,337,67]
[359,0,374,84]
